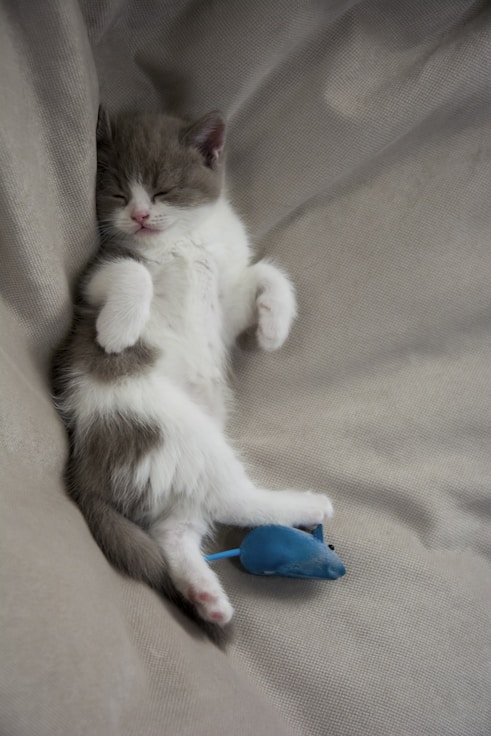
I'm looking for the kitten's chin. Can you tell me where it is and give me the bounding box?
[134,227,163,237]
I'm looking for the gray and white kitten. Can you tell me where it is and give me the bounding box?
[57,109,333,637]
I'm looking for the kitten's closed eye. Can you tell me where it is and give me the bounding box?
[111,194,128,205]
[153,191,172,202]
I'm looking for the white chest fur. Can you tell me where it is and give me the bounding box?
[145,244,227,418]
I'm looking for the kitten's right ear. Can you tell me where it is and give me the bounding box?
[96,106,112,145]
[181,112,225,168]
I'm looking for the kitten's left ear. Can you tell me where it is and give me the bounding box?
[181,112,225,168]
[97,105,112,145]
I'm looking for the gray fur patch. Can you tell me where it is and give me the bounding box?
[65,411,168,589]
[67,306,158,383]
[70,412,162,521]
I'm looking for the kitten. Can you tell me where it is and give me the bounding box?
[57,109,333,637]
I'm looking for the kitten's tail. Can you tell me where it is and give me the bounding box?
[80,494,168,586]
[72,494,226,645]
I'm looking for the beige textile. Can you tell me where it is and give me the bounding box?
[1,2,490,734]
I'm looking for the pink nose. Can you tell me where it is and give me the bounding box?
[131,209,149,224]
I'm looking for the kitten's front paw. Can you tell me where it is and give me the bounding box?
[256,297,294,351]
[96,304,148,354]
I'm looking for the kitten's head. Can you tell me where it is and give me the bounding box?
[96,109,225,243]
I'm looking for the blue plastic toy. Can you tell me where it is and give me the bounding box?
[205,524,345,580]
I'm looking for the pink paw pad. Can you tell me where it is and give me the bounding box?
[209,610,226,623]
[187,587,214,604]
[197,591,214,603]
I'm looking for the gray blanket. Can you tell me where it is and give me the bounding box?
[1,2,490,735]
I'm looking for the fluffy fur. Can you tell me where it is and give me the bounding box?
[56,109,333,638]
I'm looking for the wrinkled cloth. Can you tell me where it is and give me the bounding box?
[1,2,490,735]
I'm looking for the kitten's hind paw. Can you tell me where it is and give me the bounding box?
[188,585,234,626]
[295,491,334,528]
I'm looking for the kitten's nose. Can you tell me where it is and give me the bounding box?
[131,209,150,224]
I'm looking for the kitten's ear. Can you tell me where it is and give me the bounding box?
[96,106,112,145]
[181,112,225,168]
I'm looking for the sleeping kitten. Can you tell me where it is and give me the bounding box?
[57,109,333,635]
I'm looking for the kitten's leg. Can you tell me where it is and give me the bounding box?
[211,482,334,529]
[150,382,333,530]
[150,519,234,625]
[141,382,332,624]
[84,258,153,353]
[224,260,297,350]
[178,407,333,528]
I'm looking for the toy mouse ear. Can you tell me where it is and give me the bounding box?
[181,111,225,168]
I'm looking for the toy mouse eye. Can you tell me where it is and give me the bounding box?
[328,544,335,550]
[111,194,127,205]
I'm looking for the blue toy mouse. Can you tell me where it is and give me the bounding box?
[205,524,345,580]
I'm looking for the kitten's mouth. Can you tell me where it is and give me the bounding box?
[135,225,162,235]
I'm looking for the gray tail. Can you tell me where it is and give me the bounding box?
[73,494,226,645]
